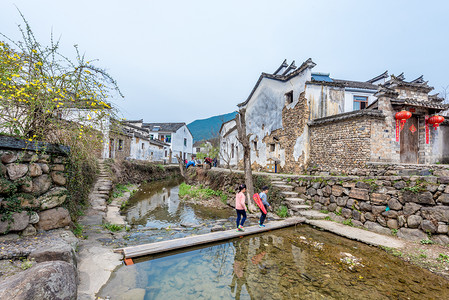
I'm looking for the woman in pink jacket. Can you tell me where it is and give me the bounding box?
[235,184,247,231]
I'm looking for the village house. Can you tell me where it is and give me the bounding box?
[143,122,193,163]
[220,58,449,173]
[193,140,213,158]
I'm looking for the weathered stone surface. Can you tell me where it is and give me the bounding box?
[349,188,369,201]
[210,225,225,232]
[336,197,347,207]
[439,176,449,184]
[0,162,6,176]
[52,164,65,171]
[19,195,39,208]
[341,208,352,219]
[402,190,435,205]
[36,207,71,231]
[352,210,361,221]
[377,215,387,227]
[387,199,402,210]
[393,181,407,190]
[38,187,68,210]
[312,203,322,210]
[1,152,17,164]
[372,205,387,216]
[29,163,43,177]
[51,171,67,186]
[6,163,28,180]
[118,289,146,300]
[0,211,30,233]
[431,234,449,246]
[359,201,372,211]
[403,202,422,215]
[32,174,52,195]
[398,215,406,227]
[421,206,449,222]
[381,210,398,219]
[437,224,448,234]
[397,228,427,241]
[22,224,37,236]
[437,194,449,205]
[346,198,356,209]
[364,212,376,222]
[323,185,332,196]
[29,242,76,265]
[29,211,39,224]
[407,215,422,228]
[306,187,317,196]
[387,219,398,229]
[355,181,370,189]
[19,177,33,193]
[421,220,437,233]
[364,221,391,235]
[328,203,337,212]
[427,184,439,193]
[0,261,77,300]
[37,154,50,163]
[371,193,390,205]
[434,169,449,177]
[39,163,50,174]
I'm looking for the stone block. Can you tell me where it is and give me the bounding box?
[29,242,76,264]
[352,210,361,221]
[346,198,356,209]
[381,210,398,219]
[19,195,39,208]
[38,163,50,174]
[1,152,17,164]
[36,207,71,231]
[421,220,437,234]
[323,185,332,196]
[364,221,391,235]
[38,187,68,210]
[437,223,448,234]
[393,181,406,189]
[371,193,390,205]
[328,203,337,212]
[29,163,43,177]
[402,190,435,205]
[377,215,387,227]
[398,215,406,227]
[306,188,317,196]
[387,219,398,229]
[359,201,372,212]
[438,177,449,184]
[431,235,449,246]
[372,205,387,216]
[437,194,449,205]
[355,181,370,189]
[388,198,402,210]
[407,215,422,228]
[52,164,65,171]
[403,202,421,216]
[336,197,347,207]
[342,208,352,219]
[6,164,28,180]
[22,224,37,236]
[332,185,344,197]
[312,203,322,210]
[397,228,427,242]
[349,188,369,201]
[32,174,52,195]
[0,211,30,234]
[19,178,33,193]
[420,206,449,223]
[29,211,39,224]
[51,171,66,186]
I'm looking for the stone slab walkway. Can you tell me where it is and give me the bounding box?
[117,217,306,259]
[306,219,405,248]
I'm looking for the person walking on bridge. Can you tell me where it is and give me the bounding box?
[235,184,247,231]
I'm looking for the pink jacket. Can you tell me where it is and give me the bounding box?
[235,192,247,210]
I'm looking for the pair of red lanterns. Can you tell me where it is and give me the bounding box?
[395,111,445,129]
[394,110,445,143]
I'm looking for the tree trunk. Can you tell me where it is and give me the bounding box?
[235,108,257,212]
[175,154,185,178]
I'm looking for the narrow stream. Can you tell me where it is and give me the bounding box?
[100,179,449,299]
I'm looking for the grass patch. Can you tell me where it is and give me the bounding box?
[335,207,342,216]
[276,205,289,218]
[342,219,354,227]
[420,239,434,245]
[179,183,226,200]
[320,209,329,214]
[103,223,123,232]
[437,253,449,263]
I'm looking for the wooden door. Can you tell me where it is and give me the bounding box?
[400,116,419,163]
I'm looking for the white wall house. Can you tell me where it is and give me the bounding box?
[219,119,242,167]
[220,58,389,171]
[193,141,213,157]
[143,123,193,163]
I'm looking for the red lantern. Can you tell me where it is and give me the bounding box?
[427,115,445,130]
[395,110,412,141]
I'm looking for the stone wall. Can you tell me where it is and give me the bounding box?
[285,174,449,244]
[308,110,384,172]
[0,136,71,235]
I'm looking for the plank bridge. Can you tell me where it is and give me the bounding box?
[115,217,305,265]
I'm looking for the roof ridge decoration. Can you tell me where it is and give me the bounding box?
[273,59,288,75]
[238,58,316,107]
[410,75,424,84]
[382,73,434,93]
[282,60,297,76]
[366,70,388,83]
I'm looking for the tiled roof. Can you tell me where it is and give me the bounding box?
[143,123,186,132]
[390,99,449,110]
[308,110,385,126]
[331,79,378,90]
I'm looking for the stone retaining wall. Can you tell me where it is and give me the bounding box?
[286,174,449,244]
[0,136,71,235]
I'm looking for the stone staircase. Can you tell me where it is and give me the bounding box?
[271,177,328,220]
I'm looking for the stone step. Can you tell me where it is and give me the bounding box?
[273,184,294,191]
[271,181,286,185]
[284,197,306,204]
[297,210,328,220]
[281,191,298,197]
[271,177,283,181]
[290,204,311,211]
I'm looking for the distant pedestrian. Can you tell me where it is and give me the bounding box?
[235,184,247,231]
[213,157,217,167]
[186,160,195,169]
[258,186,272,227]
[205,157,212,168]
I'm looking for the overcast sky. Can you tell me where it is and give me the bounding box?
[1,1,448,124]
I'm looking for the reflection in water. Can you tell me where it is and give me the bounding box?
[99,226,449,299]
[124,178,232,229]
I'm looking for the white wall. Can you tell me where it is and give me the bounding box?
[343,89,377,113]
[172,125,193,162]
[219,120,242,167]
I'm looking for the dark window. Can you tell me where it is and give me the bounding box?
[285,91,293,105]
[118,139,123,151]
[184,138,187,146]
[270,143,275,152]
[165,150,168,157]
[253,141,257,150]
[150,134,154,140]
[196,147,201,152]
[353,96,368,110]
[231,143,234,158]
[141,143,144,149]
[165,135,171,143]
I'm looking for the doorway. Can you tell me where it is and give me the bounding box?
[400,116,419,163]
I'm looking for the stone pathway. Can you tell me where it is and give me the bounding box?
[271,176,404,249]
[77,160,123,300]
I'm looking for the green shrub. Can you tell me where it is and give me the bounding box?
[420,239,434,245]
[276,205,289,218]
